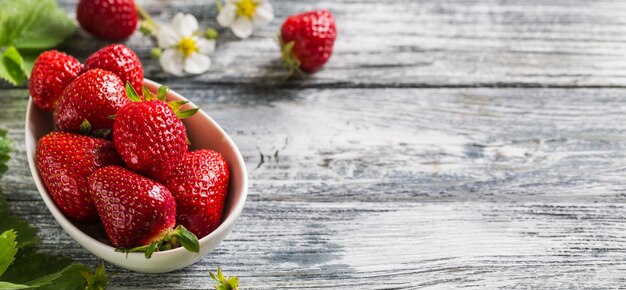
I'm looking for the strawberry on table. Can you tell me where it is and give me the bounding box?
[84,44,144,95]
[279,10,337,74]
[29,50,83,111]
[55,69,129,136]
[88,166,199,257]
[77,0,138,41]
[165,150,230,238]
[36,132,123,223]
[113,84,197,183]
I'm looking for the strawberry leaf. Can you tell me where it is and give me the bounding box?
[0,230,17,277]
[0,0,76,50]
[157,86,169,101]
[176,108,199,119]
[142,85,155,101]
[0,46,26,86]
[171,225,199,253]
[125,82,142,102]
[79,119,91,135]
[0,129,12,179]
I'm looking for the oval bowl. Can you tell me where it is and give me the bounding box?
[25,79,248,273]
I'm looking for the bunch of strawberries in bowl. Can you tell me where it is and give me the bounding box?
[30,44,230,258]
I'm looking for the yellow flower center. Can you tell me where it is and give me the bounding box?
[178,37,198,57]
[237,0,257,18]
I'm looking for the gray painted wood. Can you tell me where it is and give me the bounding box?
[1,0,626,289]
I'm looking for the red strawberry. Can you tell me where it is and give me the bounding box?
[88,166,199,257]
[77,0,138,41]
[279,10,337,74]
[84,44,144,95]
[165,150,230,238]
[113,85,197,182]
[36,132,123,223]
[29,51,83,111]
[55,69,129,136]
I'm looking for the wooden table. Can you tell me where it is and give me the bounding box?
[2,0,626,288]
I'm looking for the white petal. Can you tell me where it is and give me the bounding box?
[231,17,253,38]
[253,2,273,26]
[159,48,185,76]
[172,13,198,37]
[217,4,237,27]
[184,53,211,74]
[196,38,216,55]
[157,25,180,48]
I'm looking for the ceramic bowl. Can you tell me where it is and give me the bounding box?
[25,79,248,273]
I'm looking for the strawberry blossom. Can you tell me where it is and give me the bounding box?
[157,13,216,76]
[217,0,274,39]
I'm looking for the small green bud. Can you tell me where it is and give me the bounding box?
[139,21,155,36]
[151,48,162,59]
[205,28,219,40]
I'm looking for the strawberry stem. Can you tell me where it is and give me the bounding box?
[82,261,114,290]
[277,34,304,79]
[215,0,223,12]
[136,3,159,36]
[115,225,199,259]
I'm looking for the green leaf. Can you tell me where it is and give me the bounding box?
[0,230,18,276]
[0,0,76,49]
[0,248,71,284]
[167,100,189,113]
[157,86,169,101]
[172,225,199,253]
[125,82,142,102]
[0,194,38,250]
[79,119,91,135]
[0,281,28,289]
[0,46,25,85]
[142,85,155,101]
[176,108,199,119]
[0,129,13,180]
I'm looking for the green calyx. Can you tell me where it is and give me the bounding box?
[125,81,199,119]
[210,267,239,290]
[278,34,304,78]
[79,119,111,139]
[115,225,200,259]
[81,261,114,290]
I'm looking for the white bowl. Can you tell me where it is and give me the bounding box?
[25,79,248,273]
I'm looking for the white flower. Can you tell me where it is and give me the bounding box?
[217,0,273,39]
[157,13,216,76]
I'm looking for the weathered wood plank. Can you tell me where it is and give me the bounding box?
[8,199,626,289]
[13,0,618,88]
[3,87,626,203]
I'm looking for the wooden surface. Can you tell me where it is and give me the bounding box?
[2,0,626,289]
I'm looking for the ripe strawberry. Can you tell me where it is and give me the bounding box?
[113,84,197,183]
[279,10,337,74]
[29,51,82,111]
[55,69,129,136]
[165,150,230,238]
[84,44,144,95]
[88,166,199,257]
[36,132,123,223]
[77,0,138,41]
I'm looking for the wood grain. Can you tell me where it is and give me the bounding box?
[2,0,625,89]
[2,87,626,288]
[2,0,626,288]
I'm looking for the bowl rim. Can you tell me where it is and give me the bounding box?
[25,78,248,258]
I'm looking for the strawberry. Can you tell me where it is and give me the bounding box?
[113,84,198,183]
[279,10,337,74]
[165,150,230,238]
[29,51,83,111]
[55,69,129,136]
[77,0,138,41]
[88,166,199,257]
[84,44,144,95]
[36,132,123,223]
